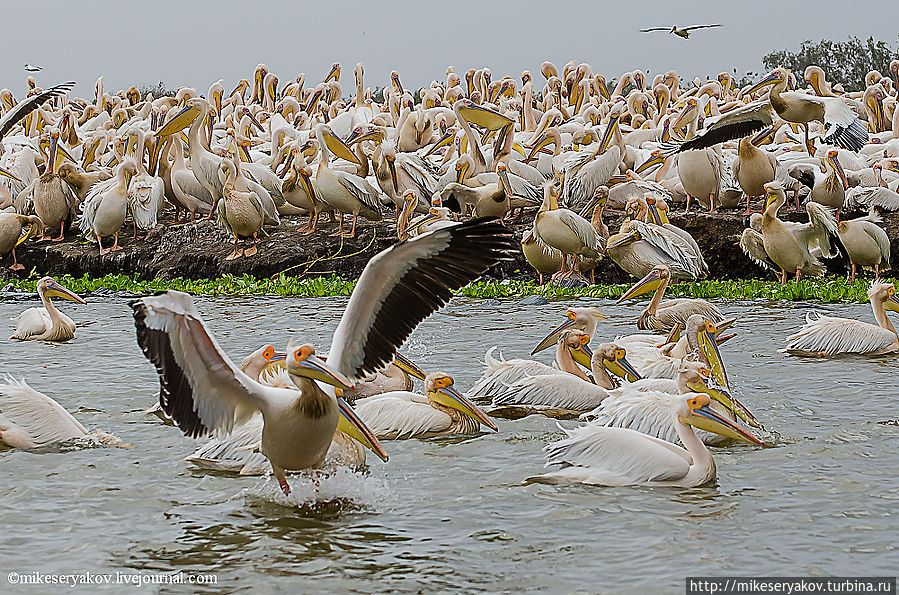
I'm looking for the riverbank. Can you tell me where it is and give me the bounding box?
[3,206,898,289]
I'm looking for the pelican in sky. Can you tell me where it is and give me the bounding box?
[131,218,514,495]
[640,24,721,39]
[784,281,899,356]
[10,277,86,342]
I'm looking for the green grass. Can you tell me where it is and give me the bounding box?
[2,273,893,303]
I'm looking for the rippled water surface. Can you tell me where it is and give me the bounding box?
[1,293,897,593]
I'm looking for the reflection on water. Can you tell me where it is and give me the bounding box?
[1,294,898,591]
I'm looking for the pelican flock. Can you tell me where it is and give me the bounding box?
[2,53,899,586]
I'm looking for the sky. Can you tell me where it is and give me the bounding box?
[4,1,899,99]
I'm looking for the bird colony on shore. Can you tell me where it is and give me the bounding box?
[3,58,899,497]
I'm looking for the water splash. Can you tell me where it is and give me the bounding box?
[240,467,390,514]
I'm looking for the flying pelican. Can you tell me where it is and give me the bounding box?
[0,212,42,270]
[78,160,137,255]
[130,218,514,495]
[640,24,721,39]
[679,68,868,154]
[23,64,42,72]
[784,281,899,356]
[10,277,86,342]
[531,390,762,486]
[491,343,642,412]
[616,265,724,332]
[353,372,497,439]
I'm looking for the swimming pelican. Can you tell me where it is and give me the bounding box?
[680,68,868,154]
[353,372,497,439]
[616,265,724,332]
[130,218,514,495]
[784,281,899,356]
[344,353,427,400]
[531,307,607,355]
[531,388,763,486]
[10,277,86,342]
[0,212,42,270]
[78,160,137,255]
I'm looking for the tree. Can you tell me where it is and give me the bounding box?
[761,36,899,92]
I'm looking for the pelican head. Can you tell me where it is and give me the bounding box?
[871,282,899,311]
[155,101,202,137]
[496,162,513,198]
[37,277,86,304]
[826,150,848,188]
[287,344,353,389]
[425,373,497,431]
[635,151,665,175]
[562,330,594,369]
[531,307,606,355]
[746,68,789,96]
[594,343,642,382]
[677,393,764,446]
[616,265,669,303]
[607,228,641,250]
[317,124,361,164]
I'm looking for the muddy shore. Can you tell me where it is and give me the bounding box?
[3,207,898,285]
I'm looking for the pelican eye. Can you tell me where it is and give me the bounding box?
[264,347,274,359]
[698,368,711,378]
[615,349,626,359]
[567,311,576,320]
[294,345,315,362]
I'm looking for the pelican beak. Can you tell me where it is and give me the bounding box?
[715,317,736,334]
[681,397,764,446]
[457,101,514,131]
[49,134,59,172]
[603,349,642,382]
[346,127,378,145]
[568,341,593,369]
[322,128,361,164]
[599,114,619,153]
[247,111,265,132]
[616,269,664,303]
[455,160,469,183]
[43,280,86,304]
[606,231,640,250]
[17,221,42,246]
[715,332,736,345]
[665,322,682,344]
[298,168,316,202]
[531,313,579,355]
[429,382,497,432]
[687,375,762,429]
[578,192,606,217]
[392,352,426,381]
[671,103,695,131]
[746,71,780,95]
[497,166,513,198]
[386,155,399,193]
[0,165,21,183]
[155,104,201,137]
[646,201,664,225]
[828,153,848,189]
[750,125,776,146]
[525,132,552,162]
[324,63,341,83]
[305,89,323,114]
[511,142,527,158]
[635,152,665,174]
[288,352,354,390]
[885,292,899,311]
[405,210,437,233]
[424,130,454,157]
[698,321,728,389]
[337,397,389,462]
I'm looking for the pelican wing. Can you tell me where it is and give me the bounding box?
[337,171,384,213]
[131,291,280,437]
[328,218,514,381]
[581,388,681,444]
[400,155,438,197]
[543,424,691,483]
[679,99,774,151]
[683,24,721,31]
[563,147,621,207]
[0,82,74,139]
[630,220,700,276]
[640,27,670,32]
[353,392,451,439]
[466,347,561,397]
[795,202,841,258]
[788,93,868,152]
[557,209,604,256]
[785,312,897,355]
[184,414,269,475]
[492,374,609,411]
[857,219,891,266]
[0,375,87,448]
[740,227,778,272]
[844,186,899,211]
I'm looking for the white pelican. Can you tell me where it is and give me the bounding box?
[531,307,607,355]
[130,218,514,494]
[343,352,427,400]
[640,24,721,39]
[784,282,899,356]
[10,277,86,342]
[835,212,891,283]
[606,218,704,280]
[217,154,265,259]
[531,389,763,487]
[78,160,136,255]
[32,128,77,242]
[616,265,724,332]
[0,375,123,449]
[680,68,868,154]
[0,212,42,270]
[533,184,604,282]
[353,372,497,439]
[491,343,642,412]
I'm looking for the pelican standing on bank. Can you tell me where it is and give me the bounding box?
[131,218,514,495]
[10,277,86,342]
[0,212,42,270]
[79,160,136,255]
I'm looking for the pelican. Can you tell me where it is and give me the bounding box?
[531,390,762,486]
[520,227,562,285]
[733,136,778,213]
[680,68,868,154]
[353,372,497,439]
[78,160,136,255]
[616,265,724,332]
[784,282,899,356]
[130,218,514,495]
[531,307,607,355]
[344,353,427,400]
[835,212,891,283]
[640,24,721,39]
[217,154,265,259]
[788,150,847,215]
[32,128,77,242]
[0,375,122,449]
[10,276,86,342]
[533,184,604,282]
[606,218,704,280]
[491,343,642,412]
[0,212,42,270]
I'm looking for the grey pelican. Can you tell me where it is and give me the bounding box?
[130,218,514,495]
[785,282,899,356]
[10,277,86,342]
[616,265,724,332]
[0,212,42,270]
[217,154,265,259]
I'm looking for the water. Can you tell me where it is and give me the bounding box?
[1,293,897,593]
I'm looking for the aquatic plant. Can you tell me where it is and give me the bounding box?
[2,273,894,303]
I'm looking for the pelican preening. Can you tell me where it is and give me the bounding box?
[10,276,86,341]
[640,24,722,39]
[131,218,515,494]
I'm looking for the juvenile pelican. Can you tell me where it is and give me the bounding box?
[217,154,265,259]
[353,372,497,439]
[131,218,514,495]
[616,265,724,332]
[10,277,86,342]
[0,212,42,270]
[784,282,899,356]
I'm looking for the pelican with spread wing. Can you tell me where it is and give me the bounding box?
[640,24,721,39]
[131,218,515,495]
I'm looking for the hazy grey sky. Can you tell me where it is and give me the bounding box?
[5,1,899,98]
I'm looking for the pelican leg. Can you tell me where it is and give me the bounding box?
[795,269,802,282]
[329,212,345,237]
[225,234,243,260]
[244,234,258,257]
[684,194,693,214]
[50,221,65,242]
[8,248,24,271]
[97,233,110,256]
[207,197,220,220]
[780,269,788,285]
[707,193,717,214]
[538,272,545,285]
[849,263,856,284]
[874,263,880,280]
[273,465,291,496]
[110,233,122,253]
[345,213,359,238]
